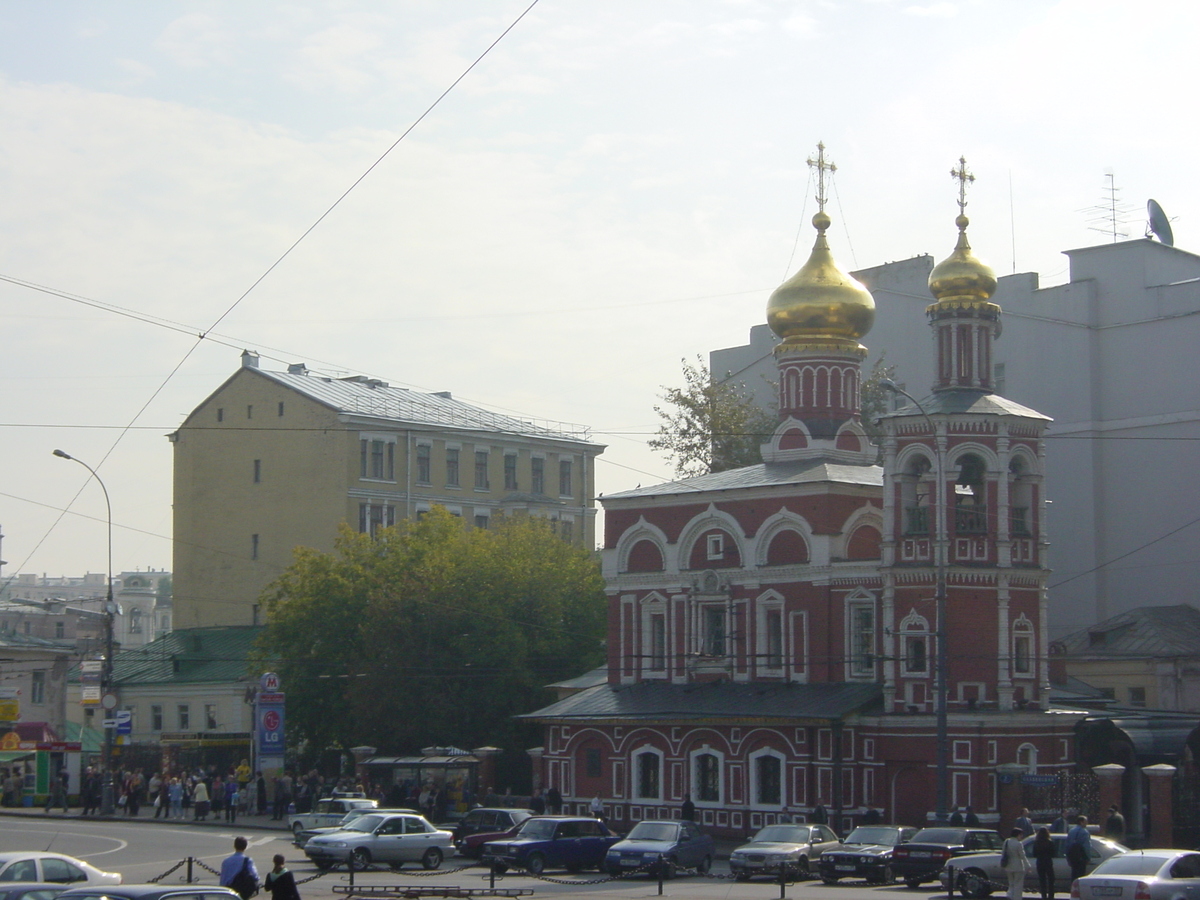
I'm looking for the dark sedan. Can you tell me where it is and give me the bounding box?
[483,816,621,875]
[0,885,69,900]
[452,808,534,857]
[818,825,919,884]
[603,820,715,878]
[890,827,1003,888]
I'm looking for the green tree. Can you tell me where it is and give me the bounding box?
[649,356,777,478]
[860,354,899,457]
[257,509,606,761]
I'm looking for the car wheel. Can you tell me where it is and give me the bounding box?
[351,847,371,869]
[422,848,443,870]
[959,869,991,899]
[877,865,895,885]
[526,853,546,876]
[697,855,712,875]
[905,877,923,889]
[292,822,304,836]
[797,857,810,877]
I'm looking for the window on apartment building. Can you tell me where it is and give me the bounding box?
[446,448,460,487]
[251,534,259,560]
[850,606,875,675]
[649,613,666,671]
[359,502,396,538]
[360,439,395,480]
[475,451,489,489]
[474,514,489,530]
[217,408,224,422]
[695,753,720,802]
[278,401,284,417]
[1129,686,1147,707]
[253,459,261,483]
[531,458,545,494]
[559,459,572,496]
[706,533,725,561]
[205,703,218,731]
[637,752,660,799]
[756,755,782,805]
[178,704,190,730]
[31,670,45,704]
[765,609,784,668]
[151,704,163,732]
[585,748,602,778]
[416,444,431,484]
[504,454,518,491]
[55,621,64,639]
[703,607,725,657]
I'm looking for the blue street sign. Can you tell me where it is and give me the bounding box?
[115,709,132,736]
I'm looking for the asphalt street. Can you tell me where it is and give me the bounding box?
[0,812,956,900]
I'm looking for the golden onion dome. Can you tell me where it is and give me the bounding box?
[929,214,997,303]
[766,210,875,344]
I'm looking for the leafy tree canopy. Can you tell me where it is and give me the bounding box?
[649,355,776,478]
[255,509,606,761]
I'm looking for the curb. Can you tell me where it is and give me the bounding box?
[0,808,289,833]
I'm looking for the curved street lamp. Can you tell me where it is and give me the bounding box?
[53,449,116,816]
[880,380,950,824]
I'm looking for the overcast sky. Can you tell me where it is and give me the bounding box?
[1,0,1195,581]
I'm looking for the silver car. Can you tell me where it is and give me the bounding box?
[729,823,842,880]
[303,812,454,871]
[1075,851,1200,900]
[938,834,1127,897]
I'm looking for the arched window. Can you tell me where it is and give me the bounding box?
[954,453,988,534]
[692,749,723,804]
[901,456,933,535]
[766,530,809,566]
[750,749,785,807]
[634,748,662,800]
[129,607,143,634]
[1009,457,1034,536]
[1012,616,1034,676]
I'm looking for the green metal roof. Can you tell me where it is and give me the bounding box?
[87,626,267,686]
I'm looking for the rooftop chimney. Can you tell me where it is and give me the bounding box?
[241,350,260,369]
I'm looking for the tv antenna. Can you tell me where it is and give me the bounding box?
[1146,199,1174,246]
[1081,170,1136,243]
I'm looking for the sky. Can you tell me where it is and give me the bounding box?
[1,0,1197,581]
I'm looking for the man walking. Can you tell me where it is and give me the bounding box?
[1065,816,1092,882]
[220,837,260,900]
[1014,808,1034,838]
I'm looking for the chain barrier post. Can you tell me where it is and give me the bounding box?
[187,858,193,884]
[947,863,955,899]
[489,864,496,890]
[778,864,787,900]
[657,853,665,896]
[348,852,355,888]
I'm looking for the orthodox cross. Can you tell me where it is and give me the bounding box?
[951,156,975,213]
[807,142,836,213]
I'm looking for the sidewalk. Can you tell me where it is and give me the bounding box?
[0,803,289,832]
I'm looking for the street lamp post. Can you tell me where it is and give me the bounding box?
[53,449,116,816]
[881,381,949,824]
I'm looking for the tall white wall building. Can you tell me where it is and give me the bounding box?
[713,237,1200,635]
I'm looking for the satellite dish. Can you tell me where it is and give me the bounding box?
[1147,199,1174,246]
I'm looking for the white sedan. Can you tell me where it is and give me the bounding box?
[0,853,121,886]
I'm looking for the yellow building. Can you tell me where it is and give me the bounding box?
[172,352,604,628]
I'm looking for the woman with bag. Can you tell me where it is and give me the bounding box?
[1001,827,1031,900]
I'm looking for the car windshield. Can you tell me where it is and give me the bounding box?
[339,810,370,825]
[911,829,966,844]
[627,823,679,842]
[346,815,385,833]
[753,826,809,843]
[515,820,558,840]
[844,827,900,845]
[1090,856,1171,877]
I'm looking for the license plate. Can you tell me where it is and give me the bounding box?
[836,865,856,871]
[621,859,640,867]
[911,852,931,858]
[1093,889,1122,897]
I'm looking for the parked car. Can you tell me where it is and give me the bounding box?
[457,821,528,860]
[1072,850,1200,900]
[451,808,533,846]
[483,816,622,875]
[0,855,120,887]
[288,796,378,838]
[939,833,1127,897]
[729,823,842,881]
[55,887,238,900]
[303,812,453,871]
[0,884,71,900]
[818,825,919,884]
[293,807,407,847]
[603,820,715,878]
[890,828,1003,888]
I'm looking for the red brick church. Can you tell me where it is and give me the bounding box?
[523,156,1080,836]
